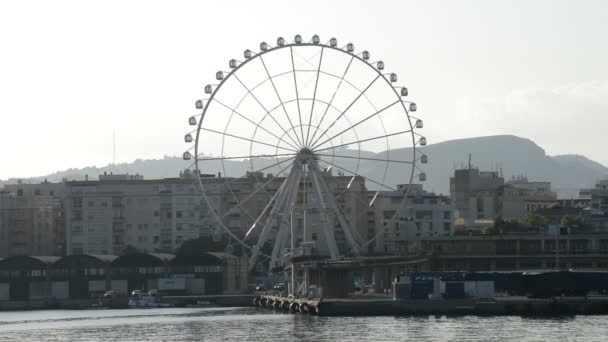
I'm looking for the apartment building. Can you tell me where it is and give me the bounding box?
[450,168,504,225]
[64,174,209,255]
[0,182,65,257]
[368,184,452,255]
[501,178,557,219]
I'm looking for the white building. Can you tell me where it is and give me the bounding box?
[369,184,452,255]
[64,174,208,255]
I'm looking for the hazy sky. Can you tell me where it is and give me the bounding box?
[1,0,607,179]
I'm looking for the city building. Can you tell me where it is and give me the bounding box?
[589,179,608,215]
[501,178,557,219]
[450,168,504,226]
[403,233,608,272]
[0,181,65,257]
[450,168,558,226]
[64,174,210,255]
[368,184,452,255]
[1,170,371,261]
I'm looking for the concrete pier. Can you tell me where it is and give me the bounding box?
[255,295,608,316]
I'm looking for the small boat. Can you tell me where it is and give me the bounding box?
[128,290,172,308]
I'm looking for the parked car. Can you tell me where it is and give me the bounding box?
[255,284,266,291]
[103,290,117,298]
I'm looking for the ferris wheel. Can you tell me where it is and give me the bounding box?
[183,35,427,273]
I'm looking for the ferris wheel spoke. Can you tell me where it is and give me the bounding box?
[197,152,295,161]
[222,157,295,222]
[289,46,306,146]
[212,98,300,151]
[244,169,293,239]
[311,99,401,151]
[199,127,298,153]
[233,74,302,149]
[314,130,413,153]
[307,56,355,148]
[220,156,297,190]
[317,158,397,192]
[305,47,324,147]
[315,153,414,165]
[309,74,381,149]
[258,54,304,148]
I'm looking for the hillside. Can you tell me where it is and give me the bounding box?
[2,135,606,197]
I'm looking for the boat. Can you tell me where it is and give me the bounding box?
[128,290,172,308]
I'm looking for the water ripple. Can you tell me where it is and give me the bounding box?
[1,308,607,341]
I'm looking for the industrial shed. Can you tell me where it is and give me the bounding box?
[111,253,174,293]
[0,255,59,300]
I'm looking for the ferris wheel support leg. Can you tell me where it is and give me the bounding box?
[268,169,301,273]
[309,167,340,260]
[310,162,361,255]
[248,166,298,272]
[245,173,290,239]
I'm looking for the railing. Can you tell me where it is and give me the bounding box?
[428,248,608,256]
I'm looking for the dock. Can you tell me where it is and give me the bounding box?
[254,295,608,316]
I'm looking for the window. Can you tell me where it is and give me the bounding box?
[72,198,83,208]
[416,210,432,220]
[112,197,122,208]
[383,210,396,219]
[444,211,451,220]
[88,201,95,208]
[176,211,183,218]
[71,225,83,233]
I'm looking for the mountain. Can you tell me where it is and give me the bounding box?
[2,135,607,198]
[409,135,608,196]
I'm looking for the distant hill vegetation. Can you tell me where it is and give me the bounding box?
[2,135,606,198]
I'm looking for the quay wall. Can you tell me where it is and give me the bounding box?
[256,295,608,316]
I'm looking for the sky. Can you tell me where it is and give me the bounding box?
[0,0,607,180]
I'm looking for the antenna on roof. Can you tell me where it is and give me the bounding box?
[468,153,472,169]
[113,130,116,170]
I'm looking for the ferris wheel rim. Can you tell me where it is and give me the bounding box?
[189,37,423,262]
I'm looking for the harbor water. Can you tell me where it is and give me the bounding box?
[1,307,608,341]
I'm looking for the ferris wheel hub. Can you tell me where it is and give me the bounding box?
[296,148,315,164]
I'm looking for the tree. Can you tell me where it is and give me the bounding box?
[560,214,589,231]
[521,213,548,229]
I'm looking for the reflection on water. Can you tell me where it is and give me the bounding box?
[0,307,607,341]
